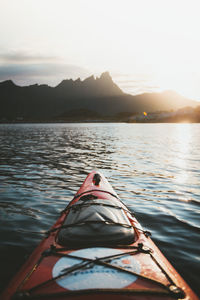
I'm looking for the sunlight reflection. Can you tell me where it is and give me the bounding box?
[173,124,192,185]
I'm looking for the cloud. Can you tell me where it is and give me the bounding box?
[0,51,60,63]
[112,72,161,95]
[0,51,90,86]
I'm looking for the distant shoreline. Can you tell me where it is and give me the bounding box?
[1,119,200,124]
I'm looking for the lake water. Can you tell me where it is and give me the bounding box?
[0,123,200,296]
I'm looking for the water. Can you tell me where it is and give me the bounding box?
[0,123,200,296]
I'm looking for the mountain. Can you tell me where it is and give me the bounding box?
[0,72,198,122]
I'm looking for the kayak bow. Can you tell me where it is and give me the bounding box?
[2,171,198,300]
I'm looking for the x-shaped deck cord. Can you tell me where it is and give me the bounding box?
[19,247,172,295]
[13,245,185,299]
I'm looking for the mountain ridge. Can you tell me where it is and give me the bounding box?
[0,72,198,122]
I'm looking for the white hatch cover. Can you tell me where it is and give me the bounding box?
[52,247,141,290]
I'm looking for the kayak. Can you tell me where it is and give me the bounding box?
[2,171,198,300]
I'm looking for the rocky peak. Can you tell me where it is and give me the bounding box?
[55,79,74,89]
[99,71,112,81]
[83,75,95,83]
[0,79,16,87]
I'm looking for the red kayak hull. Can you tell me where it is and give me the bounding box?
[1,171,199,300]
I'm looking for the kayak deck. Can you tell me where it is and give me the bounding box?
[1,171,198,300]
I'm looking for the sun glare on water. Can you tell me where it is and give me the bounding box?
[173,124,192,185]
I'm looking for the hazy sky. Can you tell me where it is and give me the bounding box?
[0,0,200,100]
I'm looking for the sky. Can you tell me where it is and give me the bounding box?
[0,0,200,101]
